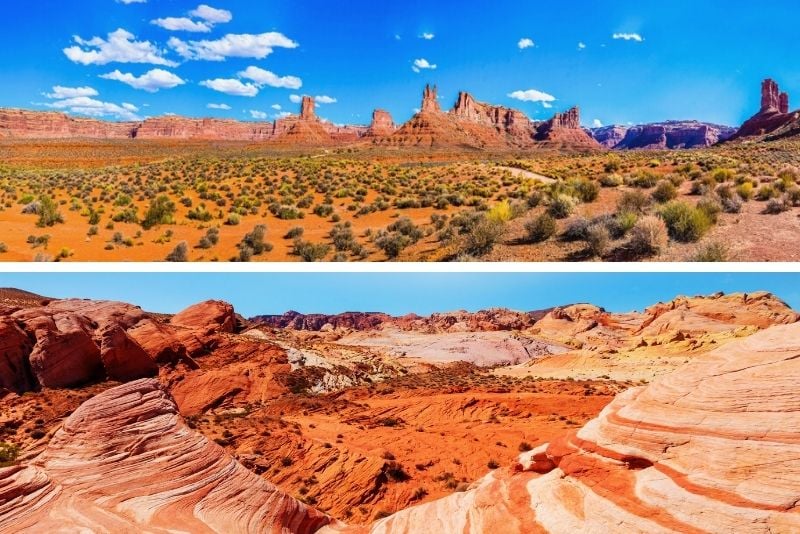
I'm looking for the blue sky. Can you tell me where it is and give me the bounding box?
[1,1,799,127]
[3,273,799,317]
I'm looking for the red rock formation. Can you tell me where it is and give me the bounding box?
[0,318,34,394]
[592,121,737,150]
[301,96,316,120]
[421,84,441,113]
[0,379,334,533]
[172,300,236,335]
[365,109,396,137]
[534,107,601,149]
[135,117,275,141]
[733,79,800,139]
[326,321,800,533]
[0,108,137,139]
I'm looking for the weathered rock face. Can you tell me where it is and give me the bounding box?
[301,96,316,120]
[0,108,136,139]
[0,297,252,393]
[421,84,441,113]
[327,321,800,533]
[591,121,737,150]
[733,78,800,139]
[135,117,275,141]
[366,109,396,137]
[0,379,334,533]
[534,107,601,149]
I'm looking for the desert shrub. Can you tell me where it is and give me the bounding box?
[487,200,513,222]
[616,190,650,215]
[330,223,357,252]
[375,232,412,259]
[36,195,63,227]
[777,165,799,184]
[696,197,722,223]
[569,178,600,202]
[141,195,175,230]
[721,196,742,214]
[313,204,334,217]
[626,170,659,188]
[764,197,790,214]
[628,216,668,256]
[562,217,591,242]
[0,243,6,253]
[284,226,304,239]
[651,180,678,203]
[660,202,712,242]
[755,184,777,201]
[711,168,735,183]
[226,213,241,226]
[197,227,219,249]
[525,214,556,243]
[600,174,623,187]
[788,187,800,206]
[586,223,610,258]
[737,182,754,200]
[459,217,505,257]
[611,211,638,238]
[293,239,330,262]
[112,207,138,223]
[387,217,423,242]
[693,242,729,262]
[547,195,575,219]
[238,225,272,258]
[604,155,621,173]
[165,241,189,262]
[0,442,19,467]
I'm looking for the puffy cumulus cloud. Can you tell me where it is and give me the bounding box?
[518,38,535,49]
[315,95,337,104]
[508,89,556,103]
[190,4,232,23]
[44,86,98,99]
[612,32,644,42]
[207,103,231,110]
[238,66,302,89]
[271,104,282,110]
[289,94,302,104]
[168,32,298,61]
[592,119,603,128]
[200,78,259,96]
[420,33,435,40]
[64,29,177,66]
[411,58,436,73]
[100,68,185,92]
[152,17,211,32]
[578,42,587,50]
[45,95,141,121]
[249,110,268,119]
[152,4,232,33]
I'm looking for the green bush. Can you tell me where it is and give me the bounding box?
[660,202,712,243]
[547,195,575,219]
[36,195,64,227]
[0,442,19,467]
[525,214,556,243]
[651,180,678,203]
[141,195,175,230]
[293,239,330,262]
[165,241,189,262]
[460,217,505,257]
[628,216,668,257]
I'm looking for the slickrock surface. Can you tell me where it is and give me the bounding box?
[327,321,800,533]
[0,379,334,533]
[591,121,736,149]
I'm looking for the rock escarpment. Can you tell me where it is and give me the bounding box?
[0,298,240,394]
[591,121,736,149]
[0,379,334,533]
[365,109,396,137]
[326,321,800,533]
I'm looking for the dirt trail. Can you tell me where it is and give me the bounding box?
[496,166,556,184]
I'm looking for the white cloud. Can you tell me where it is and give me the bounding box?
[190,4,232,23]
[100,68,185,92]
[45,96,141,121]
[118,0,146,3]
[271,104,282,110]
[275,111,291,119]
[508,89,556,103]
[152,17,211,32]
[542,102,553,109]
[592,119,603,128]
[249,110,268,119]
[238,66,302,89]
[289,94,302,103]
[207,103,231,110]
[518,38,535,49]
[421,33,435,40]
[315,95,337,104]
[45,86,98,99]
[412,58,437,73]
[612,33,644,42]
[64,29,177,66]
[200,78,259,96]
[169,32,298,61]
[578,42,586,50]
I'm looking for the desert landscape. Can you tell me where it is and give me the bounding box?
[2,80,800,262]
[1,281,800,532]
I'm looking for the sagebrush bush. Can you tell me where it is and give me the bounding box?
[652,180,678,203]
[628,216,668,256]
[660,202,712,243]
[548,195,575,219]
[525,214,556,243]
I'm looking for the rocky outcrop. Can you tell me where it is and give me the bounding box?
[0,108,136,139]
[327,321,800,533]
[135,117,275,140]
[0,297,251,393]
[365,109,396,137]
[300,96,316,120]
[534,107,601,149]
[421,84,441,113]
[591,121,737,150]
[733,79,800,140]
[0,379,334,533]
